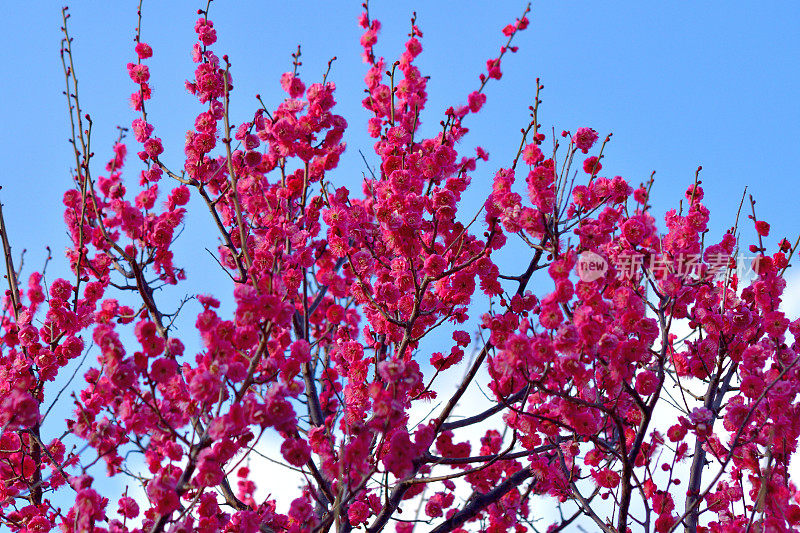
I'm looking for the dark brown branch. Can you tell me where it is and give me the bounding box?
[427,467,535,533]
[441,387,528,432]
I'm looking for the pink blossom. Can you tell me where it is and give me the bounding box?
[13,5,800,533]
[573,127,599,153]
[467,91,486,113]
[135,42,153,59]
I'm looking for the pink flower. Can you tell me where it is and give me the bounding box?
[755,220,770,237]
[188,369,220,403]
[635,370,659,396]
[467,91,486,113]
[25,517,53,532]
[192,132,216,153]
[196,450,225,487]
[539,303,563,329]
[169,185,191,207]
[522,143,543,165]
[50,278,73,301]
[622,217,647,245]
[383,430,414,477]
[424,254,447,277]
[425,498,443,517]
[1,389,39,429]
[147,470,180,514]
[430,347,463,371]
[740,375,764,398]
[573,127,599,153]
[593,468,621,488]
[150,357,177,383]
[667,424,687,442]
[20,5,800,532]
[290,340,311,363]
[348,501,370,526]
[280,72,306,98]
[135,42,153,59]
[281,437,311,467]
[689,407,713,435]
[453,330,471,347]
[485,57,502,79]
[583,155,602,174]
[127,63,150,84]
[195,18,217,45]
[360,29,378,49]
[143,137,164,158]
[131,118,153,143]
[405,37,422,58]
[289,496,314,523]
[118,496,139,518]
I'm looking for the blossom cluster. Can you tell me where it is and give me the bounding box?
[0,3,798,533]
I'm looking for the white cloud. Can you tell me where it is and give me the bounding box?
[781,271,800,321]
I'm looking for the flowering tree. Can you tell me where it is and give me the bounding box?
[1,2,799,533]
